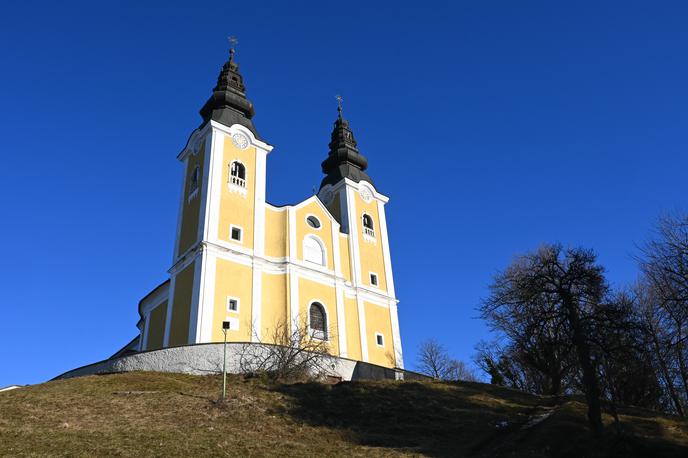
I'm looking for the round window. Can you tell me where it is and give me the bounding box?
[306,215,321,229]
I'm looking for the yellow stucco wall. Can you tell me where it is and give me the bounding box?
[212,258,253,342]
[355,194,388,291]
[265,206,287,258]
[364,301,395,367]
[261,272,288,340]
[344,297,361,361]
[218,136,256,248]
[146,300,168,350]
[168,264,195,346]
[178,143,205,255]
[298,277,339,356]
[295,200,335,271]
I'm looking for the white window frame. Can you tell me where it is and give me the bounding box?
[369,272,379,287]
[226,296,240,314]
[229,224,243,243]
[308,300,329,341]
[375,332,385,347]
[228,160,248,197]
[305,213,322,230]
[303,234,327,267]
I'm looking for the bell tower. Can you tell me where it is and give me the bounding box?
[318,101,403,367]
[165,41,273,347]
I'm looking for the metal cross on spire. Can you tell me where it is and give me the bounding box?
[335,94,344,118]
[228,36,238,60]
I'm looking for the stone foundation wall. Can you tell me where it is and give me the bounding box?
[54,343,425,382]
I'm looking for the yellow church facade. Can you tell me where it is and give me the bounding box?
[135,48,403,370]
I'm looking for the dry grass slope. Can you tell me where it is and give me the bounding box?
[0,372,686,457]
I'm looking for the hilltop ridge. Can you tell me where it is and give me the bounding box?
[0,372,686,457]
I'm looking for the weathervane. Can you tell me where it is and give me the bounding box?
[335,94,343,117]
[228,36,238,60]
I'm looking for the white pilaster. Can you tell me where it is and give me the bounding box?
[141,311,151,351]
[187,251,205,343]
[205,129,224,242]
[389,302,404,368]
[199,249,217,342]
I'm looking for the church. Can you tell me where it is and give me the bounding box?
[129,45,403,371]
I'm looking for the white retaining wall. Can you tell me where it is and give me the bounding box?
[55,343,407,381]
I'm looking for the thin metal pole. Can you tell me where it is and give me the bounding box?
[222,329,227,399]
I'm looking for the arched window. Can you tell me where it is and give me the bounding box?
[303,236,325,266]
[309,302,327,340]
[362,213,375,238]
[230,161,246,188]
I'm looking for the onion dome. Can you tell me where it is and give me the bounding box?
[319,101,374,189]
[199,43,261,139]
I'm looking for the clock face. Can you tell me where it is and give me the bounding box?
[231,133,249,150]
[360,187,373,203]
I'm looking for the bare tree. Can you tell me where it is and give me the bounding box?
[636,212,688,415]
[474,339,574,395]
[417,339,450,379]
[417,339,477,381]
[445,359,479,382]
[239,318,336,382]
[480,244,607,436]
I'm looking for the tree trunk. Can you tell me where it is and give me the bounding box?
[651,333,684,416]
[565,300,604,437]
[674,319,688,401]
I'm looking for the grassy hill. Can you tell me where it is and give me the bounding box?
[1,372,687,457]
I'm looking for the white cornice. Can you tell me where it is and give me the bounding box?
[209,121,274,153]
[177,123,213,161]
[175,239,398,307]
[140,283,170,315]
[325,178,390,204]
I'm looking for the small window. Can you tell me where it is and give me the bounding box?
[230,226,243,242]
[309,302,327,340]
[306,215,321,229]
[370,273,378,286]
[230,161,246,188]
[227,297,239,313]
[375,333,384,347]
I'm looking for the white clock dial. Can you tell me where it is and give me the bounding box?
[360,187,373,202]
[231,133,249,150]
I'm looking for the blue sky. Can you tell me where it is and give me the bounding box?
[1,1,686,386]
